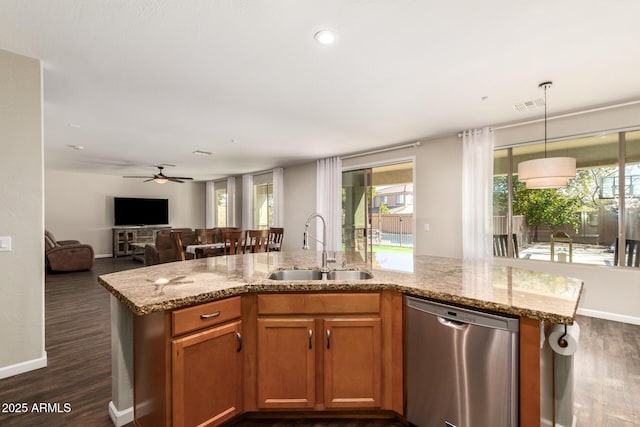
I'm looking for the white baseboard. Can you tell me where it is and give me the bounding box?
[577,307,640,325]
[108,401,133,427]
[0,352,47,380]
[95,253,113,259]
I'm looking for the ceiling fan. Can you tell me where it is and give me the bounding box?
[123,166,194,184]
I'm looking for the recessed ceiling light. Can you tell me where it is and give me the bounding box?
[192,150,213,156]
[314,30,336,45]
[68,123,81,128]
[66,144,84,150]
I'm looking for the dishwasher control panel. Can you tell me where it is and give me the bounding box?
[406,296,519,332]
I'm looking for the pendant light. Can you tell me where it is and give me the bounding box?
[517,82,576,189]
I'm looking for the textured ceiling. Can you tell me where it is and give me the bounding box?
[1,0,640,181]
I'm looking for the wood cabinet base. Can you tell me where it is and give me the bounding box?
[133,292,403,427]
[230,410,408,425]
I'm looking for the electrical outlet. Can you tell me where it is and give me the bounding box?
[0,236,11,251]
[424,224,430,232]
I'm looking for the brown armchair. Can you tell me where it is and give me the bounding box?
[144,228,198,265]
[144,229,178,265]
[44,230,94,272]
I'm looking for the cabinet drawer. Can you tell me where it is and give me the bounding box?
[172,296,241,336]
[258,293,380,315]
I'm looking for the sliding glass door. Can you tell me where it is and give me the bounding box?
[342,168,372,262]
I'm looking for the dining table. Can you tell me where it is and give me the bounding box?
[184,242,225,258]
[183,238,280,259]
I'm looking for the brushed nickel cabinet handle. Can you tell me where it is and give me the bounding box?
[326,329,331,349]
[236,332,242,352]
[200,311,221,319]
[308,329,313,349]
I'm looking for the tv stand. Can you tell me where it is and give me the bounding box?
[112,226,170,258]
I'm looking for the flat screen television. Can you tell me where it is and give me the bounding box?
[114,197,169,226]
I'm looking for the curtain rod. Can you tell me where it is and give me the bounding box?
[340,141,421,160]
[457,98,640,137]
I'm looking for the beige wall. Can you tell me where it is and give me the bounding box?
[45,170,206,256]
[283,138,464,258]
[0,49,45,376]
[342,136,463,258]
[282,162,317,251]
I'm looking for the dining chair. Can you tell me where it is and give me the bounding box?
[268,227,284,251]
[217,227,239,240]
[222,230,244,255]
[171,230,186,261]
[613,238,640,267]
[246,229,270,253]
[195,228,217,244]
[493,234,519,258]
[173,228,196,259]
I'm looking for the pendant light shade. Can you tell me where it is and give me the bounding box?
[518,157,576,189]
[517,82,576,189]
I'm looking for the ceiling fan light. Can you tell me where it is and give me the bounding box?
[153,177,168,184]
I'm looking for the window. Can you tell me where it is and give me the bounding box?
[215,188,227,227]
[493,130,640,266]
[253,173,273,229]
[396,194,405,205]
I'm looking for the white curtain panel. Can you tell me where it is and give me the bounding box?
[316,156,342,252]
[205,180,215,228]
[461,127,494,261]
[242,174,253,229]
[272,167,284,227]
[227,176,236,227]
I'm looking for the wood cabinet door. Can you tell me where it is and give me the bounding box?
[323,317,382,408]
[172,320,242,427]
[257,318,316,409]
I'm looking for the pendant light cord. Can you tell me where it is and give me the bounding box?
[544,85,547,158]
[539,81,552,158]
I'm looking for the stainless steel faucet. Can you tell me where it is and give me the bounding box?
[302,213,334,272]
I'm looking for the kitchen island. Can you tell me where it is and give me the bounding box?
[99,251,583,427]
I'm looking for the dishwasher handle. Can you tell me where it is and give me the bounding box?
[437,316,469,330]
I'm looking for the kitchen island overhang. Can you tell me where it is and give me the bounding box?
[99,250,582,324]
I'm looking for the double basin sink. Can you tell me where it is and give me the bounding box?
[267,269,373,281]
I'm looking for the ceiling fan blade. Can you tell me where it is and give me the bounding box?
[169,177,193,180]
[168,178,185,183]
[144,178,154,182]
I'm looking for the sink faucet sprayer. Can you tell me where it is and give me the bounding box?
[302,213,335,272]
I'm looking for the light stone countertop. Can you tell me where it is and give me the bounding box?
[98,251,583,324]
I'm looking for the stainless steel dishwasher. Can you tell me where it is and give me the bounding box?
[405,296,519,427]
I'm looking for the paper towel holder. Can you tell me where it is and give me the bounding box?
[558,325,569,348]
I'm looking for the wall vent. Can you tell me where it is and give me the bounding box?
[512,98,545,112]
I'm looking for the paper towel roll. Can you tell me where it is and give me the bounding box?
[549,322,581,356]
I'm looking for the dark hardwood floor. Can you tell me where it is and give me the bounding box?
[0,257,140,427]
[573,315,640,426]
[0,257,638,426]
